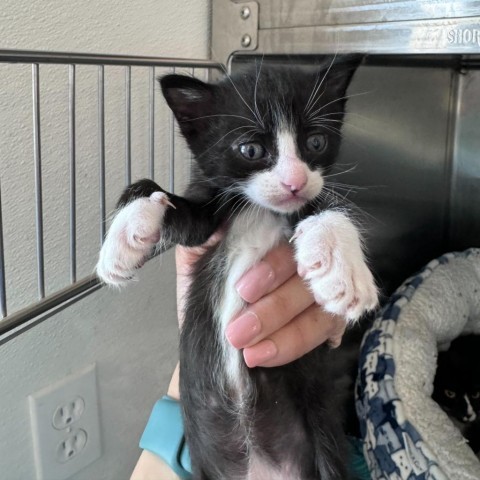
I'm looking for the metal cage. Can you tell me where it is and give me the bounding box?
[0,49,221,341]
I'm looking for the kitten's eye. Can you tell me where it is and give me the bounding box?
[306,134,327,153]
[445,389,456,399]
[471,392,480,399]
[239,143,265,160]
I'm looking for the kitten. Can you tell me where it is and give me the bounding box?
[97,58,378,479]
[433,335,480,455]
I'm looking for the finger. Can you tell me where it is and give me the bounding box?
[243,307,346,368]
[226,274,315,349]
[235,243,297,303]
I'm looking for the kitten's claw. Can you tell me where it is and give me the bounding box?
[96,191,171,286]
[293,211,378,322]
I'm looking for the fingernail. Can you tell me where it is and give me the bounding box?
[235,261,275,303]
[244,340,278,368]
[226,312,261,348]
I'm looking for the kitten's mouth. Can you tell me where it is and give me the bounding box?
[272,193,309,212]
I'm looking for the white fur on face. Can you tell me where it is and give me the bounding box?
[463,395,477,422]
[243,128,324,213]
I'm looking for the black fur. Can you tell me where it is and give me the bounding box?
[433,335,480,454]
[119,58,363,479]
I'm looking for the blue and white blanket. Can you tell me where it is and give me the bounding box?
[356,249,480,480]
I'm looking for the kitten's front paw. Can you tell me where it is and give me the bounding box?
[293,211,378,322]
[96,191,172,286]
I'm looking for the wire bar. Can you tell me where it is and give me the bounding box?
[32,64,45,299]
[125,66,132,186]
[69,64,77,283]
[0,49,222,69]
[149,66,155,180]
[0,48,222,342]
[98,66,106,245]
[0,276,100,338]
[189,67,195,178]
[0,182,6,318]
[169,67,176,193]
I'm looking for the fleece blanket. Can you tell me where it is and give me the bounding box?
[356,249,480,480]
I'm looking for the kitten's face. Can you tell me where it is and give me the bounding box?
[433,351,480,423]
[161,59,360,214]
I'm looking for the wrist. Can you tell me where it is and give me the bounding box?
[139,396,191,479]
[167,363,180,400]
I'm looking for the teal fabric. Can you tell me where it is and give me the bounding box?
[347,436,371,480]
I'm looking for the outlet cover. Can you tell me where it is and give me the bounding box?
[29,364,101,480]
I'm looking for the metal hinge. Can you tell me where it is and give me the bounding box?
[211,0,259,69]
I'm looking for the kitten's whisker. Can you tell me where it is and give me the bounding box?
[253,56,265,129]
[306,91,371,120]
[308,120,344,131]
[196,125,254,159]
[218,63,264,127]
[304,53,338,116]
[228,196,249,222]
[310,118,345,124]
[322,186,379,224]
[326,181,365,192]
[323,165,358,179]
[310,124,343,138]
[183,114,255,124]
[191,175,238,186]
[213,190,242,215]
[309,111,345,118]
[304,54,337,115]
[303,69,323,118]
[311,111,373,126]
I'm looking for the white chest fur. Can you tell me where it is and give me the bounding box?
[216,209,289,391]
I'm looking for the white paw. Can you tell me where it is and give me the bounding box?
[96,191,172,286]
[293,211,378,322]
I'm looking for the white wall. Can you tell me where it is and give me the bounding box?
[0,1,210,479]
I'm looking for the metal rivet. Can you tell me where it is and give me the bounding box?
[241,6,251,19]
[241,34,252,48]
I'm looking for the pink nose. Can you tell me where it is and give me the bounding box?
[281,172,307,193]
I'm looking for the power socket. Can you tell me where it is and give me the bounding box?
[29,364,101,480]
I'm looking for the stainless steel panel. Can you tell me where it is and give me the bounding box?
[450,70,480,249]
[257,18,480,56]
[331,66,455,293]
[213,0,480,65]
[258,0,480,29]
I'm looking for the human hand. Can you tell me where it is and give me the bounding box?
[176,236,346,370]
[226,243,347,368]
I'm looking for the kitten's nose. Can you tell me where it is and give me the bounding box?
[463,413,477,422]
[281,172,307,194]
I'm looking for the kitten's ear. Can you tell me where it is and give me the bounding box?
[160,74,214,123]
[325,54,364,96]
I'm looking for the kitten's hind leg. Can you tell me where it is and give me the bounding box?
[293,210,378,322]
[96,190,172,286]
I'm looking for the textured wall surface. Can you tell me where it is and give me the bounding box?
[0,1,209,479]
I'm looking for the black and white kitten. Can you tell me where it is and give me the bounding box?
[433,335,480,455]
[97,58,378,479]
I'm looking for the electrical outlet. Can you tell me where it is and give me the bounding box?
[56,429,87,463]
[29,364,101,480]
